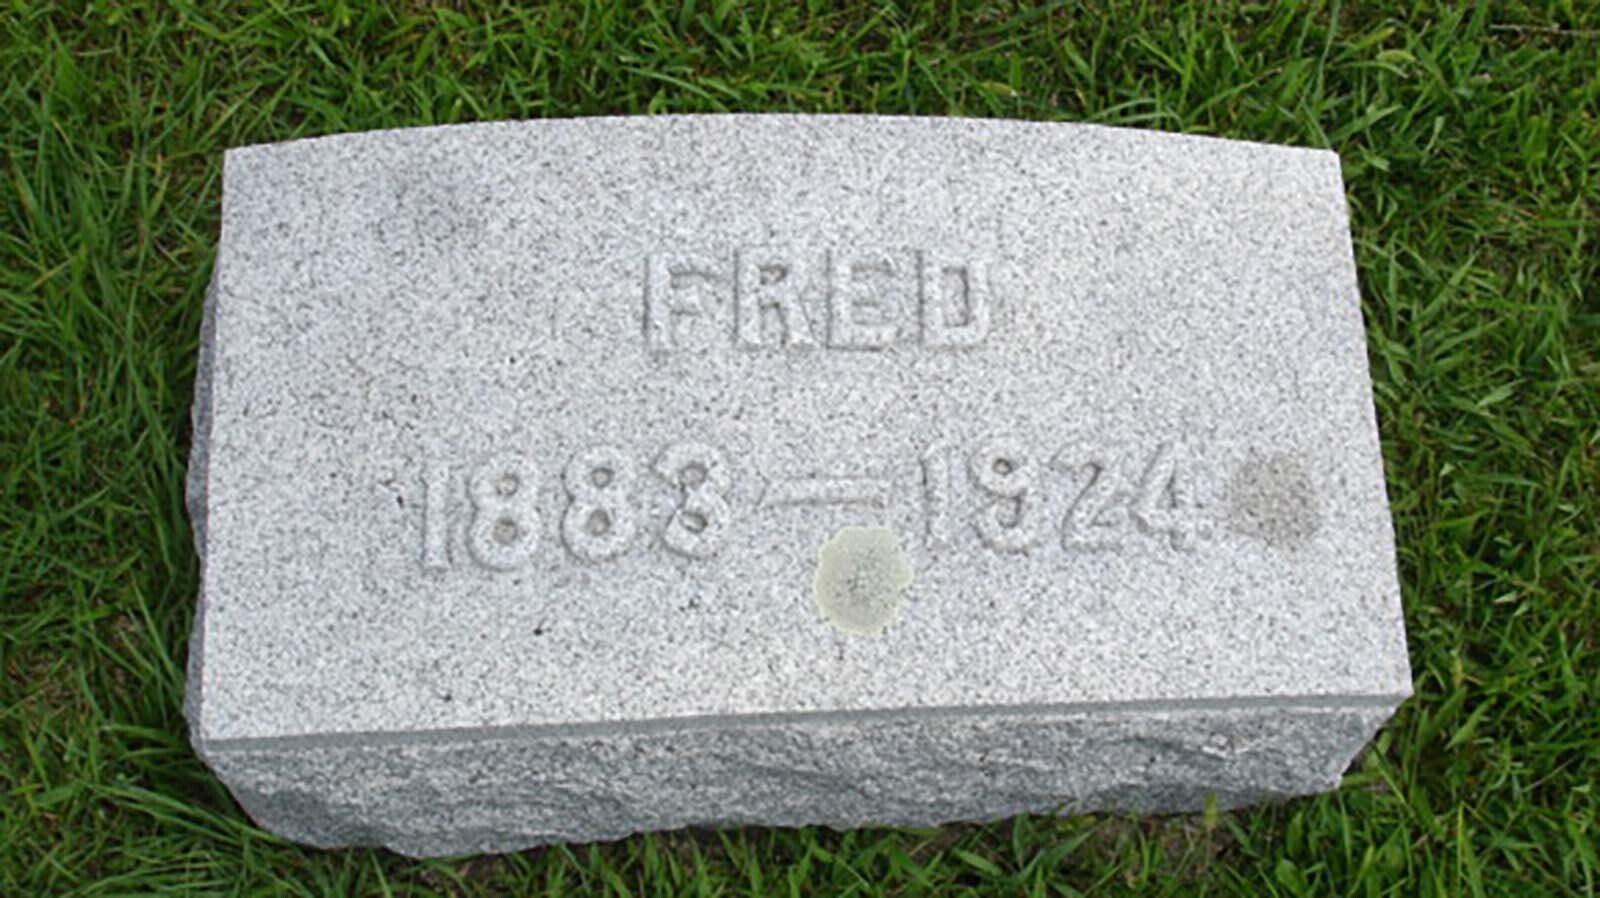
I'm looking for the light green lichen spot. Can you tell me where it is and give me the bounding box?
[813,526,914,636]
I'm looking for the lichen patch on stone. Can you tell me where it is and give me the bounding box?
[813,526,913,636]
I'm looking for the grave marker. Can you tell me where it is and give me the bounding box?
[186,116,1411,856]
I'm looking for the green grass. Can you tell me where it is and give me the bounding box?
[2,1,1597,894]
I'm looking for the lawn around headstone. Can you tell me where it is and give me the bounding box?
[1,4,1595,895]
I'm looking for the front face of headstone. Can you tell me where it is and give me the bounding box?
[187,116,1411,855]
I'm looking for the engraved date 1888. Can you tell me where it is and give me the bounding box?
[422,438,1210,571]
[422,441,732,572]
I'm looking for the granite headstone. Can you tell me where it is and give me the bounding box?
[185,115,1411,856]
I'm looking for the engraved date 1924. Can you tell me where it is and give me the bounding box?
[420,439,1210,571]
[919,439,1210,555]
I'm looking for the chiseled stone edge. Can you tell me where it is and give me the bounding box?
[195,697,1401,857]
[184,264,222,748]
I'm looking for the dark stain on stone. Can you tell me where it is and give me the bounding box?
[1224,452,1322,548]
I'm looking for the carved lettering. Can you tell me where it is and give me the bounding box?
[644,248,993,350]
[921,255,990,347]
[736,248,818,348]
[419,436,1213,571]
[645,253,723,352]
[1053,441,1134,552]
[762,475,892,508]
[828,251,910,350]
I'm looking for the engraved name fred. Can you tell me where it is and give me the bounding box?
[645,248,991,351]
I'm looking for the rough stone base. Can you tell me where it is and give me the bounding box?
[199,699,1394,857]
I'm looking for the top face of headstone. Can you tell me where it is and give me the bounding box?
[191,115,1409,743]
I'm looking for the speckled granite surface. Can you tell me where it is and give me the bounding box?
[186,115,1410,856]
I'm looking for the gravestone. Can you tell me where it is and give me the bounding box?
[185,115,1412,857]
